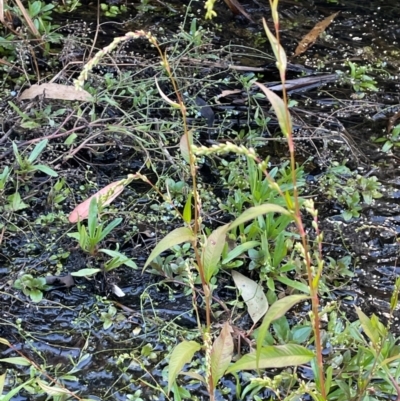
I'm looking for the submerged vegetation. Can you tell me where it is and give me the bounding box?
[1,0,400,400]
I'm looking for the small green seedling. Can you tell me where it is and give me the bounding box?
[100,305,125,329]
[68,197,122,256]
[13,139,58,179]
[0,166,11,191]
[14,274,50,302]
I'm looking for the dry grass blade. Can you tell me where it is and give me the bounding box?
[294,12,339,57]
[0,0,4,24]
[13,0,41,38]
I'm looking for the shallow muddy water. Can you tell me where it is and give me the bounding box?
[1,0,400,399]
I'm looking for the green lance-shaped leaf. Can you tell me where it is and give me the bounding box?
[262,18,287,73]
[36,378,72,396]
[202,224,229,282]
[28,139,48,163]
[229,204,291,231]
[355,306,380,345]
[0,378,35,401]
[210,322,234,387]
[202,204,290,282]
[0,372,5,394]
[144,227,196,270]
[226,344,314,373]
[0,357,31,366]
[35,164,58,177]
[183,192,192,224]
[256,294,309,369]
[168,340,201,394]
[254,82,292,137]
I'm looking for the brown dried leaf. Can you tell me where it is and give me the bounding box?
[19,83,93,102]
[223,0,254,23]
[210,322,234,387]
[232,270,268,324]
[294,12,340,57]
[179,130,193,163]
[69,180,125,223]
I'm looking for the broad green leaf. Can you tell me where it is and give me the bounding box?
[71,268,101,277]
[222,241,260,264]
[254,82,292,137]
[29,289,43,303]
[210,322,234,387]
[6,192,28,211]
[202,224,229,282]
[232,271,268,324]
[229,204,290,231]
[64,133,78,145]
[168,340,201,394]
[144,227,196,270]
[35,164,58,177]
[355,307,380,345]
[0,357,31,366]
[28,139,48,163]
[257,294,309,369]
[226,344,314,373]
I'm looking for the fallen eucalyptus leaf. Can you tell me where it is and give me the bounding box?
[19,83,93,102]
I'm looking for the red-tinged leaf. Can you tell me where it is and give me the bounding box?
[262,18,286,72]
[168,341,201,394]
[294,12,340,57]
[256,295,309,369]
[226,344,314,373]
[232,271,268,324]
[69,180,125,223]
[202,224,229,282]
[210,322,234,387]
[254,82,292,137]
[144,227,196,270]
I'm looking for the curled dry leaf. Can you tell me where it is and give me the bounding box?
[19,83,93,102]
[69,180,125,223]
[294,12,340,57]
